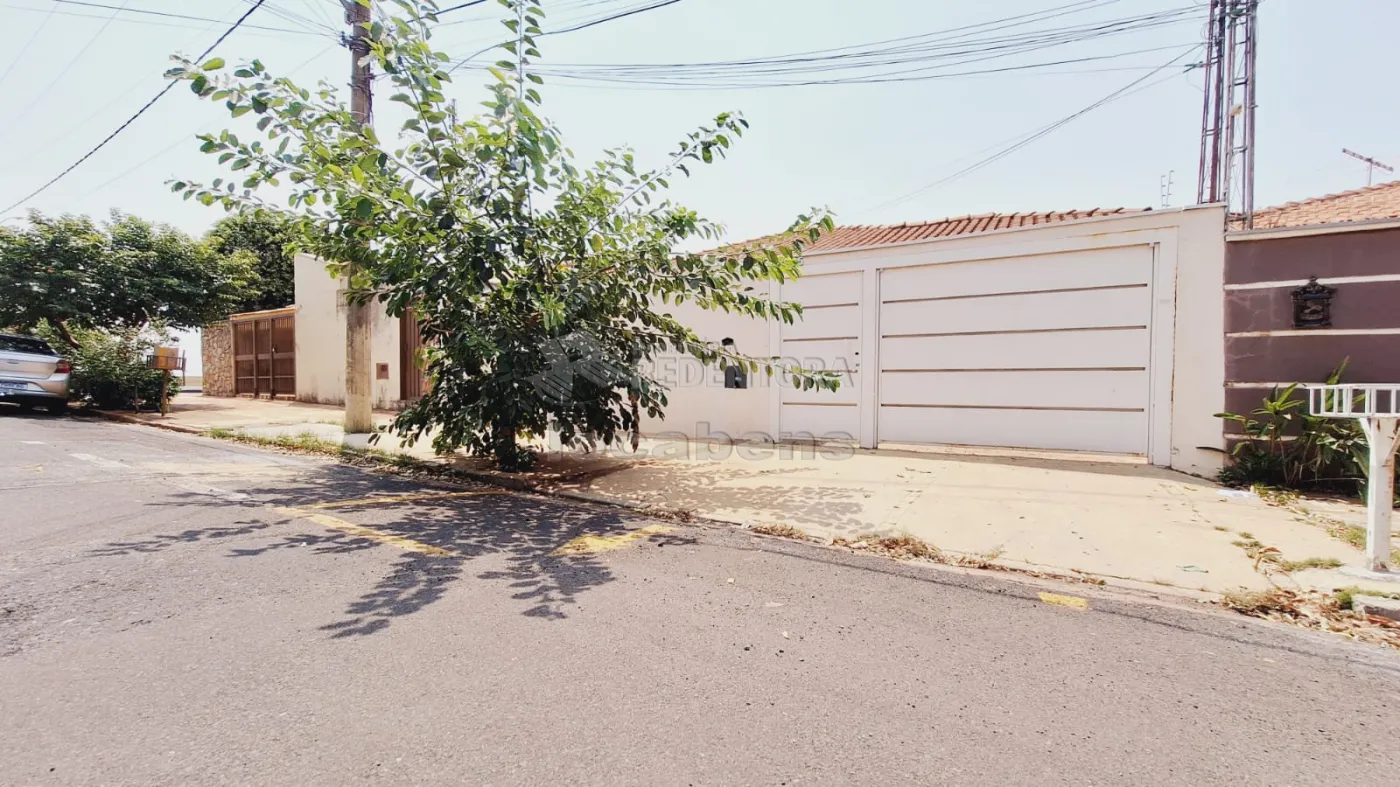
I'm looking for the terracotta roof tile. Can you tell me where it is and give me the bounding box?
[785,208,1144,253]
[1245,180,1400,230]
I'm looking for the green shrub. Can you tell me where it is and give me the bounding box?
[38,323,176,411]
[1216,359,1396,501]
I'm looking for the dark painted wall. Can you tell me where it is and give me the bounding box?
[1225,225,1400,284]
[1223,225,1400,429]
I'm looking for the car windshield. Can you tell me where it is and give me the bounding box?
[0,335,56,356]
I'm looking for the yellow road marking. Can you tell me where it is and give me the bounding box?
[298,490,504,510]
[552,524,673,556]
[274,506,460,557]
[1038,592,1089,610]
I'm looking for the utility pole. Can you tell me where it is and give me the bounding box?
[1343,149,1394,186]
[343,0,374,434]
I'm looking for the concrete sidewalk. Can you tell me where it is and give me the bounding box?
[104,394,1396,598]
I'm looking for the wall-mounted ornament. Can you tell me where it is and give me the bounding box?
[1290,276,1335,328]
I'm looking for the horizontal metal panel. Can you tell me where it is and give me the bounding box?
[880,285,1150,337]
[878,406,1148,454]
[780,402,860,441]
[781,372,859,405]
[880,245,1152,301]
[879,329,1150,371]
[774,339,860,374]
[780,272,862,308]
[879,370,1148,410]
[781,304,862,341]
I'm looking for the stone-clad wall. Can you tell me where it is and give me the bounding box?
[201,321,234,397]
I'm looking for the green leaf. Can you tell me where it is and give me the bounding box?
[201,57,226,70]
[354,197,373,219]
[190,75,208,94]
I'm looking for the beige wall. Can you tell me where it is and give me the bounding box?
[648,205,1228,475]
[293,254,403,410]
[640,301,775,441]
[291,207,1229,474]
[1166,205,1229,476]
[200,320,234,397]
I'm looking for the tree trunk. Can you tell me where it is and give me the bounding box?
[51,319,78,349]
[493,414,532,471]
[630,391,641,452]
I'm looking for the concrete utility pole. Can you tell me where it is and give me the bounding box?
[343,0,374,434]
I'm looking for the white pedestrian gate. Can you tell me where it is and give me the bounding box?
[777,271,862,441]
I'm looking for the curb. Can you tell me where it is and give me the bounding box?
[81,409,205,435]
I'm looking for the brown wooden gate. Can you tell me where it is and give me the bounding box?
[400,311,428,401]
[232,308,295,398]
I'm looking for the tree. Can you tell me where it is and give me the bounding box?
[0,211,257,344]
[207,211,299,313]
[168,0,838,470]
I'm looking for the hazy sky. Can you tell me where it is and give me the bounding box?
[2,0,1395,248]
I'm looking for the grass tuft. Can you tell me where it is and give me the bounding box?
[1277,556,1344,572]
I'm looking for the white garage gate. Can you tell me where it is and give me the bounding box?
[875,244,1158,455]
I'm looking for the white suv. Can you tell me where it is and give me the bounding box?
[0,334,71,413]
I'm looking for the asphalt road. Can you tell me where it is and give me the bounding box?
[3,413,1399,786]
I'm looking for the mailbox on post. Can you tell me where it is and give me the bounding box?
[1308,384,1400,579]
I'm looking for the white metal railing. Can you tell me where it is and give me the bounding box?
[1307,384,1400,418]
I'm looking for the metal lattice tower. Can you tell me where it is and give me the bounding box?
[1196,1,1259,227]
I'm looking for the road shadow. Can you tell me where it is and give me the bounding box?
[86,520,273,557]
[89,464,692,637]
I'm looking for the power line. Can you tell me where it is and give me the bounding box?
[299,0,339,29]
[42,1,261,152]
[0,1,132,139]
[437,0,612,26]
[873,46,1202,212]
[36,0,325,35]
[439,0,490,12]
[549,0,684,34]
[529,44,1196,90]
[0,2,311,35]
[88,42,341,196]
[245,0,337,34]
[0,1,60,92]
[445,0,1122,72]
[445,0,690,73]
[1,0,269,216]
[542,9,1195,80]
[443,2,1196,84]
